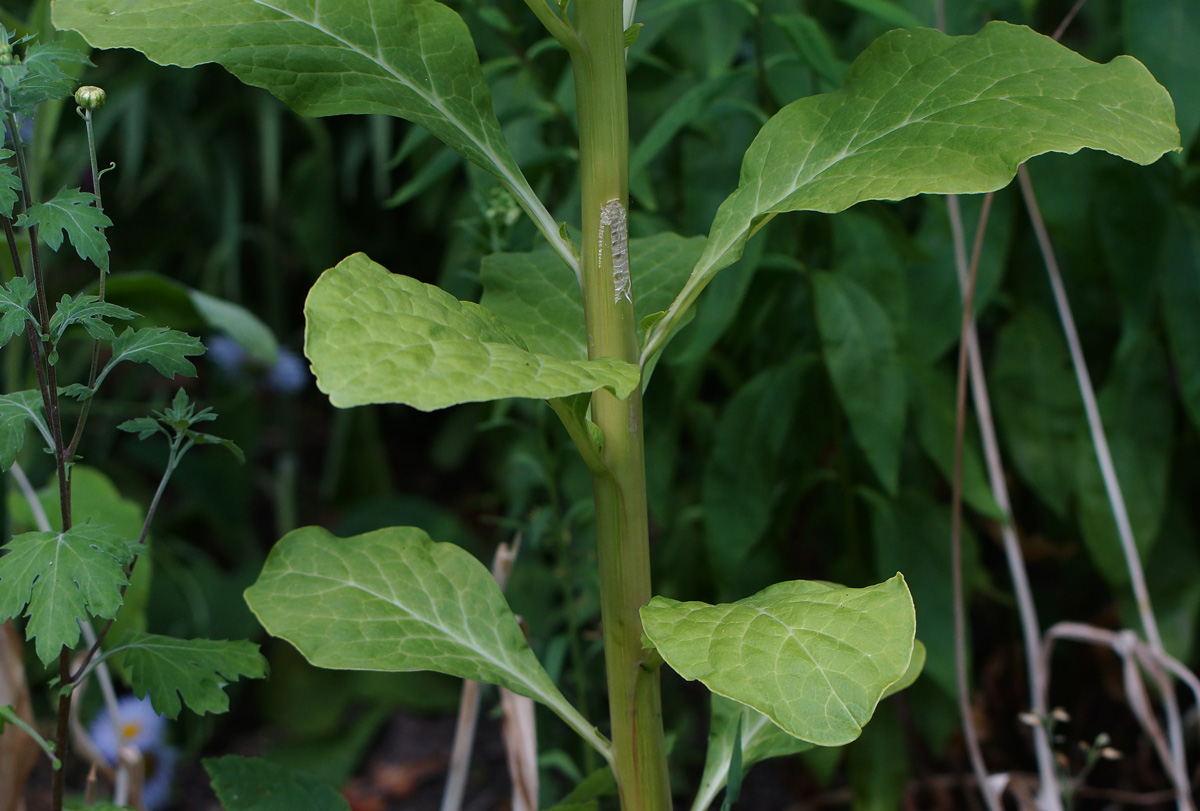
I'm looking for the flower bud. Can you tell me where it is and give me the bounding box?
[75,85,106,111]
[0,43,13,67]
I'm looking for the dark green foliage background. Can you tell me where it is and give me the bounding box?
[3,0,1198,806]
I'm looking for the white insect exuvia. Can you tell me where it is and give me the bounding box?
[599,198,631,303]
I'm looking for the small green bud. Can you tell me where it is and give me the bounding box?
[74,85,106,111]
[0,43,13,66]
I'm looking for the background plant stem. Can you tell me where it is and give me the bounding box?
[572,0,671,806]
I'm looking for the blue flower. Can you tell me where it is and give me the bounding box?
[88,695,177,810]
[206,333,309,394]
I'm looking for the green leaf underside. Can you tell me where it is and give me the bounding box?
[0,525,138,664]
[693,696,814,811]
[646,21,1180,361]
[113,632,267,718]
[16,188,112,271]
[479,233,705,360]
[54,0,524,193]
[0,390,48,471]
[641,575,915,747]
[0,277,37,348]
[305,253,638,410]
[244,526,588,733]
[0,155,20,218]
[106,327,205,379]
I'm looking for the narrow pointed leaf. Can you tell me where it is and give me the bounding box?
[245,526,607,756]
[54,0,525,205]
[111,632,267,718]
[306,253,638,410]
[0,390,49,470]
[0,525,139,664]
[692,696,813,811]
[644,21,1180,362]
[641,574,915,747]
[15,188,111,271]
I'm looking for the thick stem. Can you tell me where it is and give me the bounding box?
[572,0,671,808]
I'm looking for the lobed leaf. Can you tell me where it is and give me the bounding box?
[0,390,49,471]
[643,21,1180,363]
[0,277,37,349]
[305,253,639,411]
[15,187,111,271]
[104,327,205,381]
[641,574,915,747]
[0,40,91,116]
[245,525,605,755]
[0,524,139,664]
[0,150,19,217]
[112,632,267,718]
[49,294,137,344]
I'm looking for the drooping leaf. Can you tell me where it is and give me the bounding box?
[0,390,49,471]
[101,327,205,383]
[812,271,905,494]
[189,289,279,366]
[0,524,139,664]
[111,632,267,718]
[479,233,705,360]
[0,276,37,348]
[15,187,111,271]
[643,21,1179,362]
[691,695,814,811]
[641,574,915,746]
[305,253,639,411]
[244,526,606,754]
[54,0,529,214]
[204,755,350,811]
[49,294,136,344]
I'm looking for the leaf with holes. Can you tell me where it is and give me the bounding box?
[0,525,139,664]
[642,574,915,747]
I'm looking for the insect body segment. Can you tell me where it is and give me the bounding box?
[599,199,631,303]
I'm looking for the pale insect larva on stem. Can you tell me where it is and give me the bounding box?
[598,198,631,303]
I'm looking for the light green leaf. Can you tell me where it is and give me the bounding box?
[812,272,905,494]
[641,574,915,747]
[15,187,111,271]
[244,525,609,758]
[0,390,48,471]
[691,695,814,811]
[54,0,574,275]
[643,21,1180,364]
[0,524,139,664]
[306,253,638,411]
[204,755,349,811]
[100,327,205,385]
[109,632,267,718]
[480,233,704,361]
[0,277,37,349]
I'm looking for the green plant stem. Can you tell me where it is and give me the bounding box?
[572,0,671,807]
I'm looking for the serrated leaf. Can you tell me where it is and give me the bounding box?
[305,253,639,410]
[244,525,603,753]
[0,277,37,348]
[16,188,111,271]
[0,151,20,218]
[204,755,350,811]
[103,327,204,382]
[479,233,705,360]
[0,524,138,664]
[812,271,905,494]
[641,574,915,747]
[4,40,91,116]
[644,21,1180,362]
[112,632,266,718]
[116,417,162,440]
[692,695,814,811]
[0,390,49,470]
[54,0,529,219]
[49,294,136,344]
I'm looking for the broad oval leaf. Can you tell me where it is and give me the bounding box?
[244,525,609,756]
[643,21,1180,363]
[54,0,520,190]
[641,574,915,747]
[305,253,639,410]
